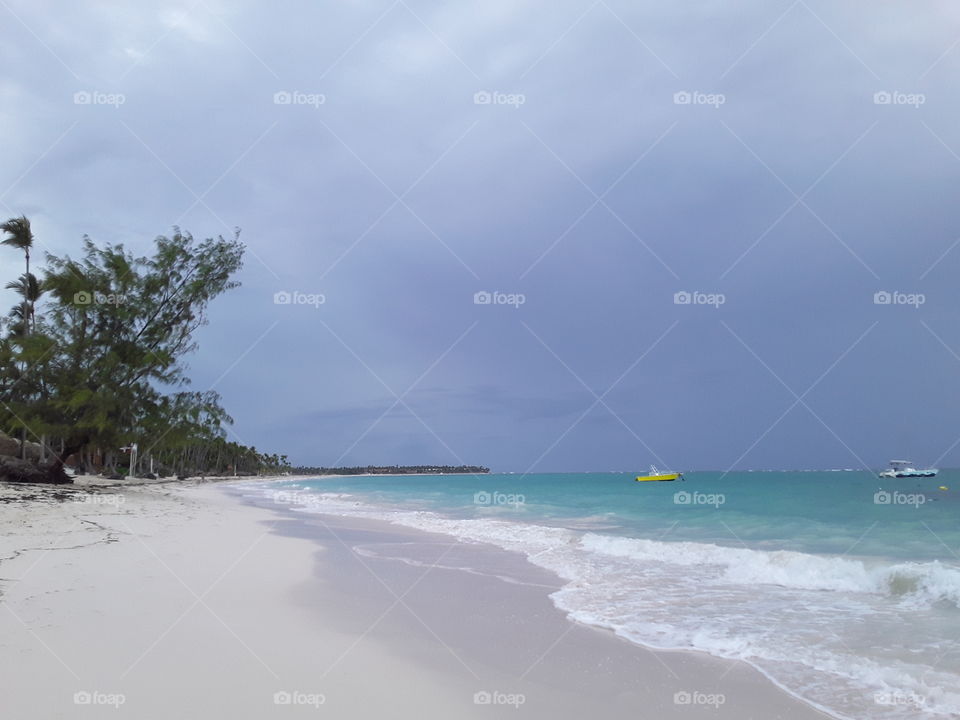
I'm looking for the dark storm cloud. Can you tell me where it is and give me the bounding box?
[3,1,960,471]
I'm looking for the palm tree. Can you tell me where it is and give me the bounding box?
[2,216,35,458]
[5,272,43,334]
[1,217,34,335]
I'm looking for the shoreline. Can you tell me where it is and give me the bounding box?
[2,478,834,718]
[239,479,841,720]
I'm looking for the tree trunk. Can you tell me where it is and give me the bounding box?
[19,249,29,461]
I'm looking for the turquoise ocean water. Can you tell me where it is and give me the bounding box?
[256,470,960,719]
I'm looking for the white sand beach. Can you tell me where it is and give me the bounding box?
[0,479,832,719]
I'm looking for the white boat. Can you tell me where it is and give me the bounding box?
[878,460,938,478]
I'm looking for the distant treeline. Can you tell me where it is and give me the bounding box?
[292,465,490,476]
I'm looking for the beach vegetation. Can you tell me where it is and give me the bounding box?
[0,219,290,483]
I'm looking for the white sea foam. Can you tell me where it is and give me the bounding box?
[580,533,960,607]
[257,485,960,719]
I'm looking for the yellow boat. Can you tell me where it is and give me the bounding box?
[635,465,683,482]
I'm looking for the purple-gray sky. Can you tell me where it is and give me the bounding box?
[2,1,960,471]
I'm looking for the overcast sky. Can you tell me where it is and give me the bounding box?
[3,1,960,472]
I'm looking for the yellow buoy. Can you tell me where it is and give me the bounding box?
[939,486,948,491]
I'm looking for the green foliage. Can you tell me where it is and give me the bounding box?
[39,230,244,451]
[0,219,289,478]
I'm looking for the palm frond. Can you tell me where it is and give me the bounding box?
[0,216,34,252]
[4,273,43,302]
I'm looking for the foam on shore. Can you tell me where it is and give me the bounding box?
[257,483,960,720]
